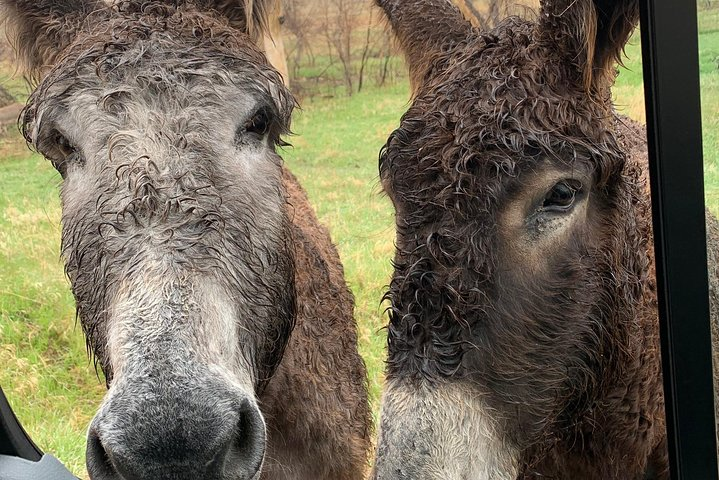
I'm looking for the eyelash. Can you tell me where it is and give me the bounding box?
[245,108,271,136]
[542,180,582,211]
[37,131,78,178]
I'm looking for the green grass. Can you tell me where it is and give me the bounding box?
[0,7,718,479]
[699,5,719,208]
[0,153,107,476]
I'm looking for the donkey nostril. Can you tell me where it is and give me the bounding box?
[87,428,125,480]
[224,400,266,478]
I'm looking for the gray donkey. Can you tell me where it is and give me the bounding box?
[371,0,719,479]
[1,1,371,479]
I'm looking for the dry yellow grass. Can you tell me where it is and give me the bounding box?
[613,85,647,124]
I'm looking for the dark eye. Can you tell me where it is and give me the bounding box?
[542,180,582,211]
[244,108,270,136]
[57,134,76,158]
[40,132,78,178]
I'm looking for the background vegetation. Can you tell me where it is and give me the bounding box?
[0,1,717,477]
[281,0,539,98]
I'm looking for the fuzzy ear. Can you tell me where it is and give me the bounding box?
[538,0,639,91]
[1,0,104,84]
[375,0,473,93]
[195,0,274,40]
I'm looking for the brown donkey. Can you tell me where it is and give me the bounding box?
[1,1,371,479]
[372,0,718,478]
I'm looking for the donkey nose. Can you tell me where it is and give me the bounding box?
[86,395,266,480]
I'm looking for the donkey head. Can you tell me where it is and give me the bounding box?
[373,0,648,478]
[2,1,294,479]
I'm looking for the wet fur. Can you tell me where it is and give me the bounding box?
[261,169,372,480]
[2,1,371,478]
[1,0,271,84]
[89,167,373,478]
[373,0,716,478]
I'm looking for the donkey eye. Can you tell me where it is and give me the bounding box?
[41,132,79,178]
[543,180,581,211]
[57,134,76,159]
[244,108,270,136]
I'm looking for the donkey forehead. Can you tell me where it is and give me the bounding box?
[43,45,277,109]
[386,24,623,189]
[28,7,289,122]
[418,19,617,142]
[43,60,270,120]
[26,50,290,156]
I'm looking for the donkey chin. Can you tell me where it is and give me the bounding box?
[372,379,520,480]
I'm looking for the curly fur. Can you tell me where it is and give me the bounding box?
[2,1,370,478]
[538,0,640,91]
[0,0,105,84]
[1,0,274,84]
[372,0,715,479]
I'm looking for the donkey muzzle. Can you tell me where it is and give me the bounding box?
[86,378,265,480]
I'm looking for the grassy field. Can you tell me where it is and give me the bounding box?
[0,7,717,479]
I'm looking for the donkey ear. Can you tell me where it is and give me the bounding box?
[375,0,473,94]
[1,0,103,83]
[196,0,274,40]
[538,0,639,91]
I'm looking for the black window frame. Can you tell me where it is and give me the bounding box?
[640,0,719,477]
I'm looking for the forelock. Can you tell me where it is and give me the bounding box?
[21,1,294,142]
[384,16,626,202]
